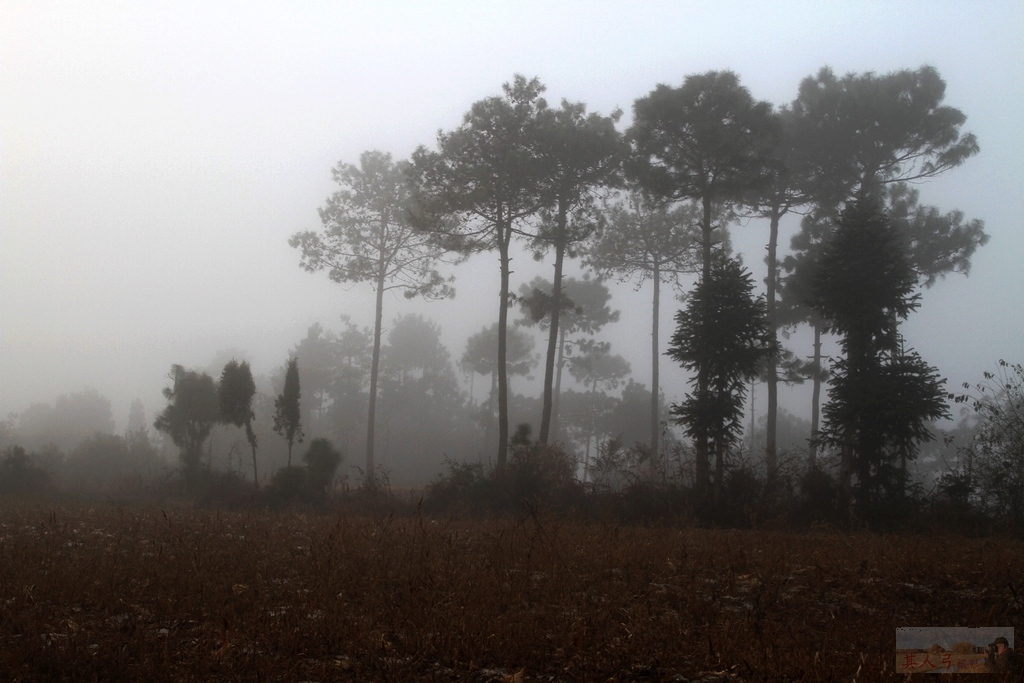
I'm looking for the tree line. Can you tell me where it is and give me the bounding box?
[291,65,987,521]
[0,64,1001,527]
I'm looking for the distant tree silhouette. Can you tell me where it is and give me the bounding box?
[516,275,619,441]
[291,150,455,486]
[273,356,304,468]
[303,437,342,495]
[219,359,259,487]
[588,192,703,461]
[154,365,220,486]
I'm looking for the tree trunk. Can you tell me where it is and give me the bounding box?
[552,325,566,440]
[651,260,661,463]
[765,203,782,480]
[539,202,567,444]
[246,422,259,489]
[695,195,715,499]
[809,323,822,465]
[365,264,386,488]
[483,369,497,455]
[713,436,725,510]
[496,220,512,474]
[584,375,598,482]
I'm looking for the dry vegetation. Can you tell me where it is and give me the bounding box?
[0,503,1022,682]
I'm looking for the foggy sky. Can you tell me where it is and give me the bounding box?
[2,1,1022,433]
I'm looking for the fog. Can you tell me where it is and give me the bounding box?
[2,2,1021,471]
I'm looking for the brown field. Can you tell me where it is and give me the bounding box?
[0,504,1022,682]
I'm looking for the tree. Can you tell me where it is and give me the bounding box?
[587,192,703,462]
[0,446,50,495]
[628,71,779,490]
[528,99,623,444]
[461,322,537,456]
[154,365,220,486]
[667,253,776,506]
[782,66,985,467]
[290,323,342,435]
[378,314,470,483]
[274,356,304,468]
[291,150,455,486]
[792,65,979,206]
[567,340,631,480]
[126,398,148,437]
[809,197,949,519]
[742,106,819,478]
[516,275,619,441]
[409,75,551,473]
[885,182,988,286]
[219,359,259,487]
[17,388,116,453]
[781,185,986,466]
[64,432,161,493]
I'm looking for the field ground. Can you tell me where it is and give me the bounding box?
[0,504,1022,682]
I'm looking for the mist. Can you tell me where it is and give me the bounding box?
[2,1,1022,490]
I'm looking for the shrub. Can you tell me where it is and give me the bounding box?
[264,466,307,506]
[506,424,580,510]
[303,438,342,494]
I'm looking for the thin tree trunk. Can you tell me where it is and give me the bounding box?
[584,375,598,482]
[496,221,512,474]
[246,422,259,489]
[765,203,782,480]
[651,260,661,462]
[484,369,497,455]
[695,195,714,499]
[552,326,566,440]
[365,265,385,487]
[713,436,724,509]
[539,203,567,444]
[810,323,822,465]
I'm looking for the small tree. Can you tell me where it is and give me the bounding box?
[154,365,220,487]
[274,356,304,467]
[219,359,259,487]
[667,253,775,507]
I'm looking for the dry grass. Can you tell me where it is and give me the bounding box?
[0,504,1022,682]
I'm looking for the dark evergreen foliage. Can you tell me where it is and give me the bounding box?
[667,253,776,507]
[154,365,220,486]
[274,356,304,467]
[809,197,949,521]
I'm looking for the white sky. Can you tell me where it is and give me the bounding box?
[2,1,1022,431]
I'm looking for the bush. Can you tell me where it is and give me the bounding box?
[303,438,342,495]
[424,458,498,515]
[506,424,581,510]
[264,466,307,506]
